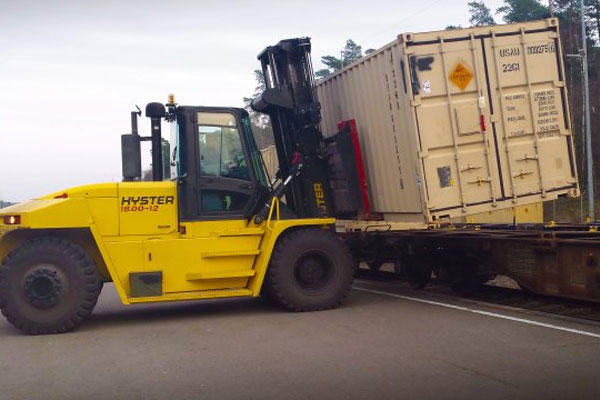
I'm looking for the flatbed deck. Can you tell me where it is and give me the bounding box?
[342,222,600,303]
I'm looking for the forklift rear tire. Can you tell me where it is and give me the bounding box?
[265,228,354,312]
[0,236,103,335]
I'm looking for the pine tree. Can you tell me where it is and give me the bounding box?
[468,1,496,26]
[584,0,600,42]
[243,69,274,149]
[342,39,363,65]
[316,39,365,78]
[497,0,550,23]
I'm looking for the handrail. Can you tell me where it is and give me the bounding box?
[265,196,280,230]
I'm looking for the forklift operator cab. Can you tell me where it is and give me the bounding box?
[112,102,349,303]
[174,106,269,221]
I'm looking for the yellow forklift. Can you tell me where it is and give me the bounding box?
[0,38,366,334]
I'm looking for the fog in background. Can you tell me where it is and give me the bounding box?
[0,0,503,202]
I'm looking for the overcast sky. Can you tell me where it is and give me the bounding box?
[0,0,505,202]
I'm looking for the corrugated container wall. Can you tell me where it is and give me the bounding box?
[260,145,279,184]
[317,18,579,226]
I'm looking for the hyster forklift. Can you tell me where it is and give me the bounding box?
[0,38,367,334]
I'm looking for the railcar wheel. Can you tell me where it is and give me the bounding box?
[0,237,103,335]
[405,263,431,290]
[447,261,488,295]
[393,259,405,276]
[265,228,354,311]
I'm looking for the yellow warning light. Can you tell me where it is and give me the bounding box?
[168,94,175,104]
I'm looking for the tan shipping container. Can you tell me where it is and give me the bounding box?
[460,203,543,224]
[259,145,543,225]
[317,18,578,227]
[260,145,279,184]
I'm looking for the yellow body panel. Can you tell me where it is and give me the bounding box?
[117,182,178,235]
[0,182,334,306]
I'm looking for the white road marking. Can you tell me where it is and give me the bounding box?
[353,286,600,339]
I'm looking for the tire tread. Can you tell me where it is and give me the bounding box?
[0,236,103,335]
[265,228,354,312]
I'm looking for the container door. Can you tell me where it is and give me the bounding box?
[409,35,501,214]
[482,29,576,199]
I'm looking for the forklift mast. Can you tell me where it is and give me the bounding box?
[251,38,333,219]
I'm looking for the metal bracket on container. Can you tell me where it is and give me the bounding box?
[460,164,482,173]
[514,170,534,179]
[516,155,539,162]
[467,177,491,186]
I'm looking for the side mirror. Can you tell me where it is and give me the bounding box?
[121,134,142,181]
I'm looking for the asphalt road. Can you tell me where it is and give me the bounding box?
[1,280,600,400]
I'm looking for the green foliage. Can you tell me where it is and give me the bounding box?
[320,55,343,71]
[0,200,14,209]
[582,0,600,43]
[316,39,365,78]
[445,25,463,30]
[342,39,363,64]
[242,69,274,149]
[468,1,496,26]
[497,0,549,23]
[242,69,266,107]
[315,69,333,79]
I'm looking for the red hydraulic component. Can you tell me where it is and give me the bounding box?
[337,119,371,214]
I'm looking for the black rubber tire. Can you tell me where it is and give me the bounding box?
[265,228,354,312]
[0,236,103,335]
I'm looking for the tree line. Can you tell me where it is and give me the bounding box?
[0,200,15,209]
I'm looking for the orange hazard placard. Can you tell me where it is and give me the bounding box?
[449,62,473,90]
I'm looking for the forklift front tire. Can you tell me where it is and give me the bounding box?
[0,236,103,335]
[265,228,354,312]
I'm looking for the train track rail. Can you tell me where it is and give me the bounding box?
[355,268,600,323]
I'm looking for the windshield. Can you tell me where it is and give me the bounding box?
[240,114,269,188]
[198,123,250,181]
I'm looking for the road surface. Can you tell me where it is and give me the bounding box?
[1,280,600,399]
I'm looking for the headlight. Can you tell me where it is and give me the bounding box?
[3,215,21,225]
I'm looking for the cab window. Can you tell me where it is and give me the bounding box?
[198,115,250,181]
[197,112,251,213]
